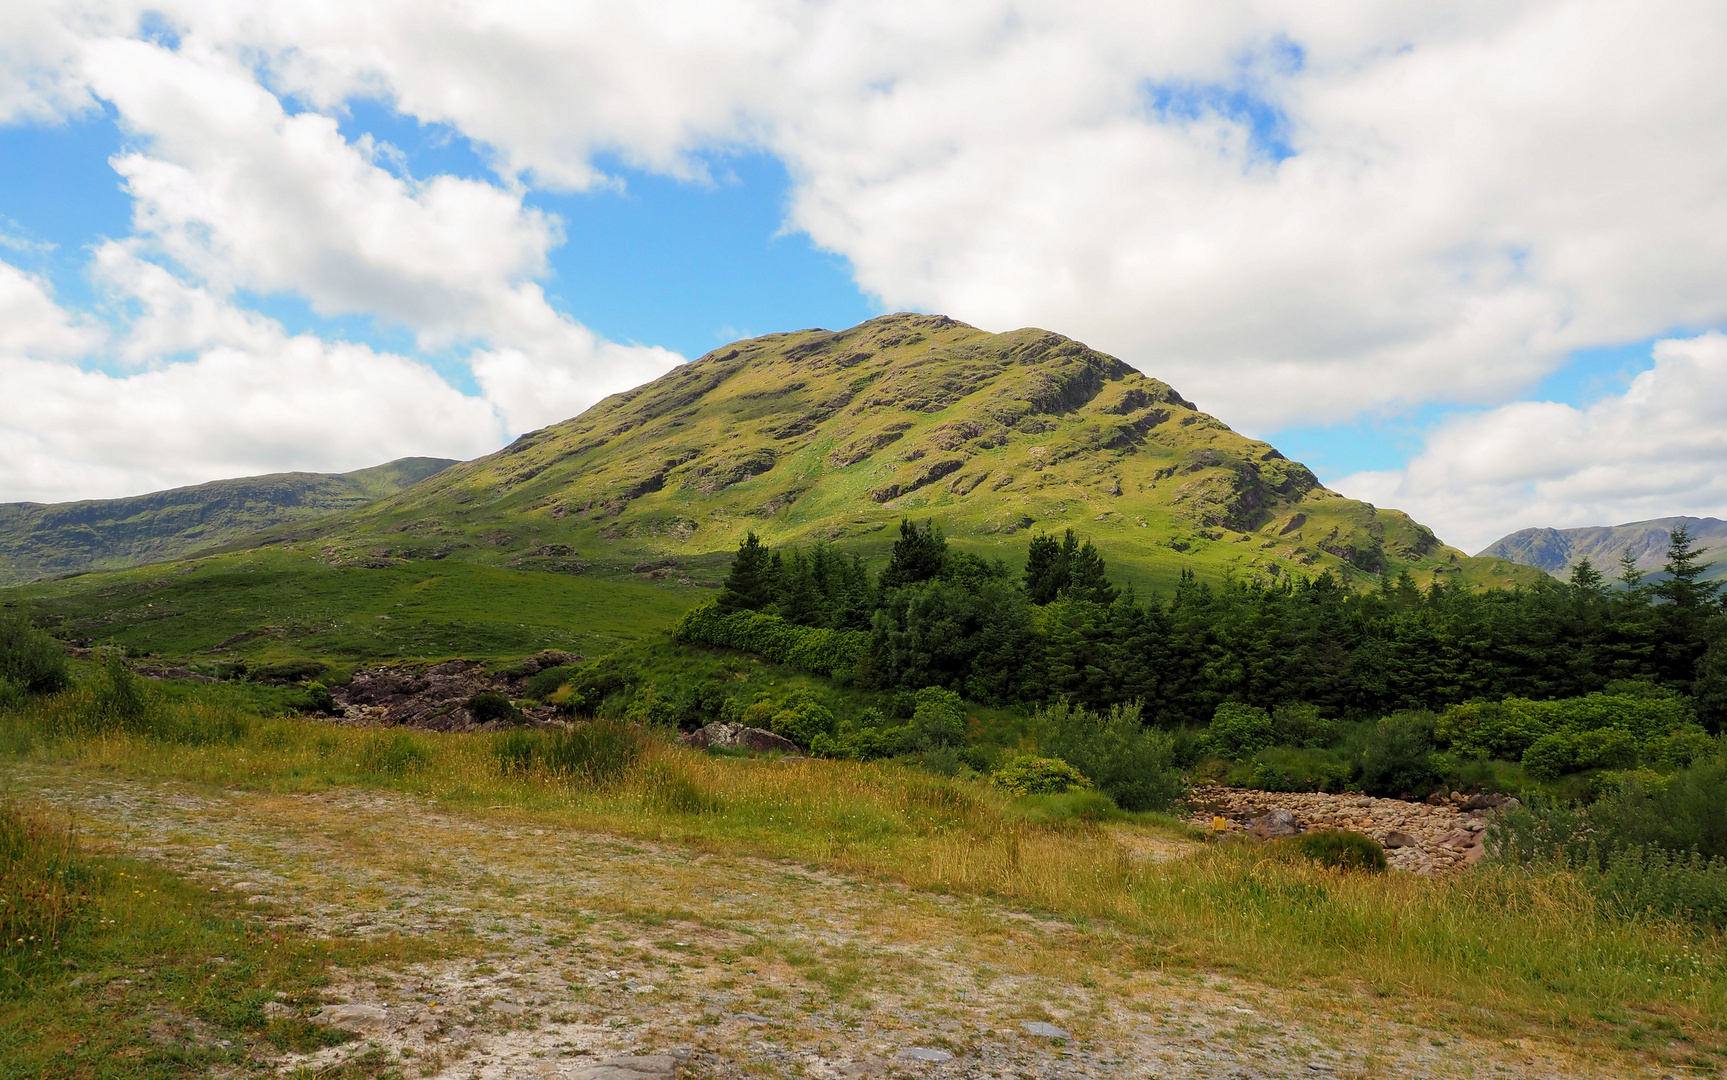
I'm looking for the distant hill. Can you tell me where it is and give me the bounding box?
[0,457,458,584]
[273,313,1534,593]
[1479,516,1727,583]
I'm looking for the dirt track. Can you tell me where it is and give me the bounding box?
[9,762,1623,1079]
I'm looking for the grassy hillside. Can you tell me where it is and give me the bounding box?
[8,548,702,666]
[1481,515,1727,583]
[0,457,457,585]
[268,313,1535,595]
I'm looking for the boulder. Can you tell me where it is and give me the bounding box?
[1461,793,1510,812]
[1246,808,1300,839]
[1382,830,1418,849]
[680,721,799,754]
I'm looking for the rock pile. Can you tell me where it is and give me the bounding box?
[332,653,578,731]
[1187,785,1519,876]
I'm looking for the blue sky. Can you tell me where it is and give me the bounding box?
[3,4,1726,551]
[0,100,1663,490]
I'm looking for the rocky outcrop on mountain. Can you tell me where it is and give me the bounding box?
[1480,515,1727,579]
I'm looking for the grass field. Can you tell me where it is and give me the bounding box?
[2,683,1723,1073]
[0,798,426,1080]
[6,549,707,664]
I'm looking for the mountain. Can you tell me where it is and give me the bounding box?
[277,314,1531,593]
[1479,516,1727,583]
[0,457,458,585]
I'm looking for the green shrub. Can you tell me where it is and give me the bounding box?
[1359,712,1442,797]
[1590,845,1727,928]
[766,687,837,747]
[1439,693,1699,774]
[358,731,430,776]
[623,683,680,728]
[248,658,327,685]
[289,682,337,715]
[1038,700,1183,811]
[992,756,1090,796]
[1286,830,1387,873]
[907,686,966,751]
[1522,732,1578,779]
[0,611,69,694]
[558,653,642,716]
[675,602,870,677]
[522,665,575,701]
[1589,758,1727,860]
[0,678,24,712]
[89,653,150,728]
[1206,703,1275,760]
[1271,703,1339,748]
[467,690,522,725]
[1008,789,1121,823]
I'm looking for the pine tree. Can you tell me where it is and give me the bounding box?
[1569,558,1607,597]
[1063,538,1118,605]
[880,519,947,590]
[1656,524,1719,608]
[717,532,775,612]
[1023,533,1067,604]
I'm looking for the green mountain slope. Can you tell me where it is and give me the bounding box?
[1480,516,1727,583]
[286,314,1532,593]
[0,457,457,584]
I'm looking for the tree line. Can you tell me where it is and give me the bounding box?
[706,520,1727,730]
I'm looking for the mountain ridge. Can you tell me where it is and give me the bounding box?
[270,313,1535,593]
[0,456,458,585]
[1479,516,1727,582]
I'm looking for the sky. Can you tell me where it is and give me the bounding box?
[3,2,1727,554]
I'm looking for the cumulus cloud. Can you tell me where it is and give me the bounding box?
[5,0,1727,524]
[1338,333,1727,554]
[0,252,504,502]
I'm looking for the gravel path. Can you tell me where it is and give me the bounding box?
[8,762,1626,1080]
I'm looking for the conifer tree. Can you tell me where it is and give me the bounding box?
[1023,532,1067,604]
[1063,538,1118,605]
[1656,524,1719,608]
[880,519,947,590]
[717,532,774,612]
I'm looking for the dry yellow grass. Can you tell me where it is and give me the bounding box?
[4,698,1724,1066]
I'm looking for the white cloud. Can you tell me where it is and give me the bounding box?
[1338,333,1727,553]
[5,0,1727,527]
[0,252,504,502]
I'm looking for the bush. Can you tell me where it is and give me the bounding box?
[1589,757,1727,860]
[557,653,642,716]
[1206,703,1274,760]
[1038,700,1184,811]
[1271,703,1338,748]
[992,756,1090,796]
[467,690,522,725]
[1286,830,1387,873]
[622,683,680,728]
[1522,732,1578,779]
[523,665,575,701]
[289,682,337,715]
[675,603,870,677]
[766,687,837,747]
[248,659,327,685]
[1438,693,1699,773]
[0,611,69,694]
[89,653,150,728]
[907,686,966,751]
[1359,711,1442,796]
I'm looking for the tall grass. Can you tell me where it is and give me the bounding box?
[2,684,1724,1058]
[0,798,97,992]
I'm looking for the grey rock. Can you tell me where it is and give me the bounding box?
[1020,1021,1070,1039]
[312,1003,388,1033]
[895,1047,954,1063]
[680,721,799,754]
[1247,808,1300,838]
[260,1001,296,1020]
[737,1012,777,1024]
[488,999,525,1014]
[567,1055,680,1080]
[1382,830,1418,849]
